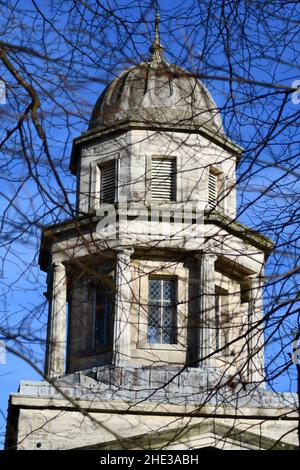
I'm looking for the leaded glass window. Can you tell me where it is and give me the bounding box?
[148,277,177,344]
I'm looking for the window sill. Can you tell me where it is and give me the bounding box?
[77,348,112,357]
[214,352,234,360]
[137,342,186,352]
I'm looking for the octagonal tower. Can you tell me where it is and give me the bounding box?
[40,15,270,381]
[6,15,297,451]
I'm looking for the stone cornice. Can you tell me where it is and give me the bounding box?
[69,120,243,175]
[38,209,273,271]
[204,210,274,254]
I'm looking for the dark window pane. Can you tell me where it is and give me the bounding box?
[94,286,114,350]
[163,306,175,326]
[162,326,176,344]
[148,325,160,344]
[148,304,161,326]
[163,279,176,302]
[149,278,161,301]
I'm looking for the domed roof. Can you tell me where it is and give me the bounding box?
[89,16,223,134]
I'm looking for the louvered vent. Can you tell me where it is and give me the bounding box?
[101,163,115,204]
[208,171,217,208]
[151,158,176,201]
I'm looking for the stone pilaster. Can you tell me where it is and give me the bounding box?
[197,252,217,366]
[45,262,67,378]
[113,247,134,366]
[248,275,265,383]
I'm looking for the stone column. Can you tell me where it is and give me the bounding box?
[248,275,265,383]
[197,252,217,366]
[113,247,134,366]
[45,262,67,378]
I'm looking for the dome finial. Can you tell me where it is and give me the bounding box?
[154,12,160,46]
[150,12,165,64]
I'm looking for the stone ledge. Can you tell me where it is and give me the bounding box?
[11,365,298,416]
[9,393,298,420]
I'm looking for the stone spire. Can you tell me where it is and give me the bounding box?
[149,13,165,64]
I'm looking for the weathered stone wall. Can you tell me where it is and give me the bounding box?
[6,377,298,450]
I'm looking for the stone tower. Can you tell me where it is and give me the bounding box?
[5,16,298,450]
